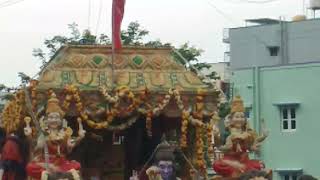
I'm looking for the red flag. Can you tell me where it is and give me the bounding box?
[112,0,126,50]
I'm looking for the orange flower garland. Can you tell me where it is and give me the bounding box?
[30,80,38,112]
[62,85,143,130]
[207,124,214,158]
[195,126,206,174]
[180,110,190,148]
[2,90,24,133]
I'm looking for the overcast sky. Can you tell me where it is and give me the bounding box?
[0,0,307,86]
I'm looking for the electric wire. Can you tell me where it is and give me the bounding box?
[0,0,19,6]
[0,0,24,8]
[222,0,280,4]
[207,0,269,47]
[88,0,91,31]
[95,0,103,36]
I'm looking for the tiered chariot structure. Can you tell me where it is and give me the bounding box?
[0,45,271,180]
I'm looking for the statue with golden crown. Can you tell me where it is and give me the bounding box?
[212,95,271,179]
[24,93,85,180]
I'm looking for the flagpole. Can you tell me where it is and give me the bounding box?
[111,37,115,89]
[111,1,115,89]
[111,0,125,89]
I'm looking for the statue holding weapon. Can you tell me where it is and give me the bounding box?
[24,91,85,180]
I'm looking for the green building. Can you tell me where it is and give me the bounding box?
[225,18,320,179]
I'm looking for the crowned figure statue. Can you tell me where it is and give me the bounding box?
[212,95,271,178]
[24,93,85,180]
[145,140,181,180]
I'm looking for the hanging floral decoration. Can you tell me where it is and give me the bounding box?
[100,86,140,117]
[56,85,220,175]
[189,89,211,175]
[62,84,199,139]
[206,124,214,158]
[195,126,206,173]
[62,85,143,130]
[180,110,190,148]
[1,90,24,133]
[30,80,38,112]
[0,81,221,179]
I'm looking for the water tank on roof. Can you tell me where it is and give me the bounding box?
[292,15,306,21]
[309,0,320,10]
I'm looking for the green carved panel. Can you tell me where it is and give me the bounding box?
[93,56,104,65]
[133,56,143,66]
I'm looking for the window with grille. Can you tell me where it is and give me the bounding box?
[281,107,297,132]
[281,174,298,180]
[267,46,280,56]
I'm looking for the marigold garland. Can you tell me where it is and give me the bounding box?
[30,80,38,112]
[195,126,206,174]
[62,85,142,130]
[180,110,190,148]
[207,124,214,158]
[2,90,24,133]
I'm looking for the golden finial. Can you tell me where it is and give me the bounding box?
[46,93,65,117]
[231,95,245,113]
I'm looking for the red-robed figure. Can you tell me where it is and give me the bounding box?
[24,93,85,180]
[213,96,271,178]
[0,128,29,180]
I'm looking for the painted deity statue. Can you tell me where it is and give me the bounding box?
[24,93,85,180]
[145,141,181,180]
[213,96,271,178]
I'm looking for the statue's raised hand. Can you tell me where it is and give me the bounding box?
[24,117,32,136]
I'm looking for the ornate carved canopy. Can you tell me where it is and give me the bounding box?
[38,45,213,94]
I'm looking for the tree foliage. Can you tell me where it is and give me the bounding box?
[0,84,16,101]
[33,23,111,68]
[33,21,220,82]
[18,72,31,84]
[121,21,149,46]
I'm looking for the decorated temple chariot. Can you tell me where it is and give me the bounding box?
[0,45,271,180]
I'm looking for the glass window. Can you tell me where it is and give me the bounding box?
[268,46,280,56]
[292,175,297,180]
[281,174,300,180]
[283,108,288,119]
[283,120,288,130]
[290,108,296,119]
[281,107,297,132]
[284,175,290,180]
[291,120,296,129]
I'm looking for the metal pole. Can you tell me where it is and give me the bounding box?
[24,86,50,171]
[111,43,115,89]
[111,2,115,89]
[303,0,305,15]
